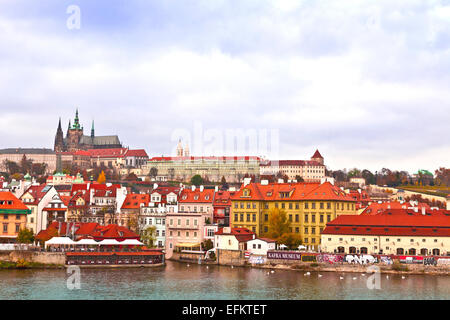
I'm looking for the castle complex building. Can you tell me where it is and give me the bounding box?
[54,109,123,152]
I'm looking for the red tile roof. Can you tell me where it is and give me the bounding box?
[312,149,323,159]
[0,191,30,212]
[149,156,261,162]
[323,214,450,237]
[20,184,50,205]
[88,148,128,158]
[124,149,148,158]
[231,182,356,202]
[121,193,150,209]
[179,188,215,203]
[215,227,255,242]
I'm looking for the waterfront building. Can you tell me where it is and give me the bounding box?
[321,211,450,256]
[259,150,326,182]
[20,184,58,234]
[36,221,139,243]
[143,156,261,183]
[214,227,255,251]
[139,185,181,248]
[165,186,215,256]
[230,180,357,250]
[0,191,30,243]
[247,238,276,255]
[119,193,150,232]
[212,189,236,226]
[54,110,123,152]
[42,193,69,228]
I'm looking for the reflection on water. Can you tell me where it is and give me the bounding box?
[0,261,448,300]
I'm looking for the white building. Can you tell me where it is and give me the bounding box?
[247,238,276,255]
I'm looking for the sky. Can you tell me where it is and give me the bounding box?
[0,0,449,174]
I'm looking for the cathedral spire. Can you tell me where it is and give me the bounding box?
[73,108,81,130]
[54,117,65,152]
[91,120,95,138]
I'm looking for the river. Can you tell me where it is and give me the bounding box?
[0,261,448,299]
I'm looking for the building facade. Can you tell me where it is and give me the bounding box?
[0,191,30,243]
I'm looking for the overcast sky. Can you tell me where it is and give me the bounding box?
[0,0,449,173]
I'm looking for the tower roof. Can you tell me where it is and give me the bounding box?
[312,149,323,159]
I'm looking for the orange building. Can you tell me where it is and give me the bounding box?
[0,191,31,243]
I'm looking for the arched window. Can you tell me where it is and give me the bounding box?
[396,248,404,255]
[349,246,356,254]
[432,248,440,256]
[408,248,416,255]
[420,248,428,256]
[360,247,368,254]
[337,246,345,253]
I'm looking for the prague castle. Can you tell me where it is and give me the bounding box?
[54,109,123,152]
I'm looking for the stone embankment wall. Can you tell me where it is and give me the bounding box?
[0,251,65,265]
[216,249,246,266]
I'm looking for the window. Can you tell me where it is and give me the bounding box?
[295,214,299,222]
[311,227,316,235]
[304,203,309,209]
[320,203,324,209]
[327,215,331,222]
[264,214,268,222]
[311,203,316,209]
[3,224,7,233]
[186,232,190,238]
[311,215,316,223]
[234,214,238,222]
[320,215,323,223]
[194,219,198,226]
[240,214,244,222]
[304,214,308,223]
[289,203,292,209]
[177,231,181,237]
[252,214,256,222]
[264,226,268,233]
[327,202,331,209]
[15,224,20,233]
[289,215,292,222]
[304,227,308,234]
[246,214,250,221]
[295,203,299,209]
[194,232,197,237]
[311,238,316,243]
[295,227,299,233]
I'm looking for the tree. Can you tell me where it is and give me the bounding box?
[278,233,302,250]
[435,167,450,186]
[20,155,33,174]
[190,174,203,186]
[127,215,139,233]
[3,160,20,175]
[140,225,157,247]
[267,208,290,239]
[31,163,47,176]
[125,173,139,181]
[295,175,304,182]
[149,167,158,179]
[202,239,213,251]
[168,168,175,180]
[97,170,106,184]
[17,228,35,244]
[221,176,227,185]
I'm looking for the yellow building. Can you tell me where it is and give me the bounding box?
[0,191,30,243]
[230,181,357,250]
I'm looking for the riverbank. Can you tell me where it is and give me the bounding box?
[170,258,450,276]
[0,260,64,270]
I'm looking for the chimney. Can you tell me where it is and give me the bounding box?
[358,189,361,194]
[153,183,158,190]
[224,227,231,234]
[261,180,269,185]
[277,178,284,183]
[200,185,204,192]
[214,186,218,192]
[243,178,251,187]
[191,185,196,191]
[414,207,419,213]
[421,206,426,215]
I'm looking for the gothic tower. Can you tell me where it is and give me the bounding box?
[66,108,84,152]
[54,118,65,152]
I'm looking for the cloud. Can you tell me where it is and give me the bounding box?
[0,0,449,173]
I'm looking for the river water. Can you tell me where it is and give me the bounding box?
[0,261,448,300]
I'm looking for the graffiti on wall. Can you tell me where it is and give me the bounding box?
[316,254,344,264]
[345,255,377,264]
[249,256,266,264]
[437,258,450,266]
[380,256,393,265]
[423,257,437,266]
[301,255,317,263]
[398,256,424,264]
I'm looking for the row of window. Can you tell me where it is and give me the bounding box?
[233,202,354,211]
[169,218,199,226]
[328,237,440,243]
[2,223,21,233]
[169,230,198,238]
[3,214,22,220]
[140,218,165,225]
[179,206,210,213]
